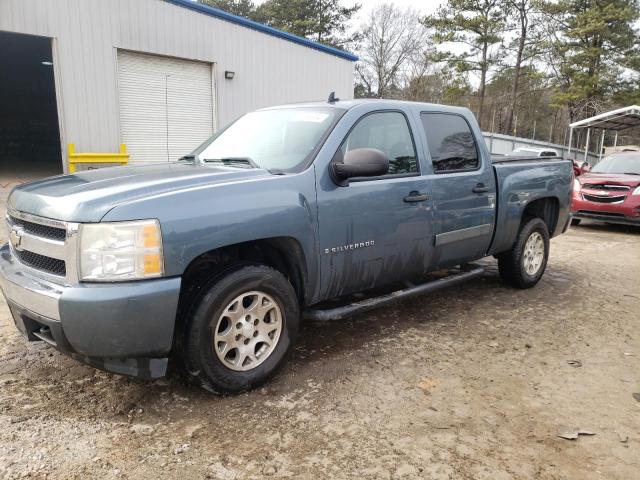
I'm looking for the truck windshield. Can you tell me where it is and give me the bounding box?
[197,107,343,173]
[591,154,640,175]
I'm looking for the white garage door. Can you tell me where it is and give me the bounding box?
[117,50,215,164]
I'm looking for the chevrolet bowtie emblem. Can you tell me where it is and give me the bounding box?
[9,227,24,251]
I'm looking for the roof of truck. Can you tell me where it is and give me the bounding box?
[260,98,471,113]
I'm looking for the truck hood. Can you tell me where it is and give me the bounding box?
[8,162,273,222]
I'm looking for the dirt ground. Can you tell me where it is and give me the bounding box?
[0,179,639,480]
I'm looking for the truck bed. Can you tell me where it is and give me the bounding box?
[489,157,573,256]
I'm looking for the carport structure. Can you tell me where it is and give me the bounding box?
[568,105,640,164]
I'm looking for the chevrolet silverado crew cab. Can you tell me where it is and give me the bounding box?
[0,99,573,393]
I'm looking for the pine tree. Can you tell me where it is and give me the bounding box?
[423,0,508,128]
[256,0,360,48]
[541,0,640,120]
[502,0,544,135]
[200,0,259,19]
[199,0,360,49]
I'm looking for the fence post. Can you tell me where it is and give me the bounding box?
[583,128,590,164]
[598,130,605,163]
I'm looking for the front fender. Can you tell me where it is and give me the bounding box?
[102,168,319,296]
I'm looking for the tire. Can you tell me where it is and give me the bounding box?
[180,265,299,394]
[498,217,550,289]
[571,218,581,226]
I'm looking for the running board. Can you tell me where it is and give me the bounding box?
[303,265,485,321]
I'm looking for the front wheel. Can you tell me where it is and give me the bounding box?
[498,217,550,289]
[180,265,299,394]
[571,218,581,226]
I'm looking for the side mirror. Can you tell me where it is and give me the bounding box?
[330,148,390,186]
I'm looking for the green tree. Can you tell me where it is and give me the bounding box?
[199,0,360,49]
[199,0,259,19]
[403,68,472,107]
[541,0,640,121]
[423,0,508,128]
[502,0,544,135]
[256,0,360,48]
[483,65,557,137]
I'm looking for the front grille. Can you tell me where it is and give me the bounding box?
[6,210,72,280]
[14,250,66,276]
[582,194,626,203]
[9,215,66,241]
[582,184,630,191]
[578,210,625,218]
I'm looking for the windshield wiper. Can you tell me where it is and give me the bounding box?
[203,157,257,168]
[622,172,640,175]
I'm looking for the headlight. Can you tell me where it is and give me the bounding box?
[79,219,163,281]
[632,186,640,196]
[573,178,581,192]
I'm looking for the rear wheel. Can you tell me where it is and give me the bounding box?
[180,265,299,393]
[498,217,550,289]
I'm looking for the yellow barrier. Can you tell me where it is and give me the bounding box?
[67,143,129,173]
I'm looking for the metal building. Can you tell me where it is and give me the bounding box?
[0,0,356,175]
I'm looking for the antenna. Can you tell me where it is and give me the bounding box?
[328,91,340,103]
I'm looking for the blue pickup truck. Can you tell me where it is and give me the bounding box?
[0,99,573,393]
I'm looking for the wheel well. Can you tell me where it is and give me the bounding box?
[523,197,559,234]
[177,237,307,314]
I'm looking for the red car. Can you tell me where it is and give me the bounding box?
[571,152,640,226]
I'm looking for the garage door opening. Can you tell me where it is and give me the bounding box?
[0,31,63,179]
[117,50,215,165]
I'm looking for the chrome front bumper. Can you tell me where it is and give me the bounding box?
[0,243,63,320]
[0,243,182,378]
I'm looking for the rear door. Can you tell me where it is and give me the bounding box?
[315,109,434,299]
[419,112,496,267]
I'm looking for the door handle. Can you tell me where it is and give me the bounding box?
[404,191,430,203]
[472,183,489,194]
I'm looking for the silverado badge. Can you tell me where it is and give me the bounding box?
[325,240,375,254]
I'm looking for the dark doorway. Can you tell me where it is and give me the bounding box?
[0,31,63,179]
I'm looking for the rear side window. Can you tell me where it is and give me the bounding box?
[340,111,418,175]
[421,113,479,173]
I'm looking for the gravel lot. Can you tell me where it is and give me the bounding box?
[1,179,639,479]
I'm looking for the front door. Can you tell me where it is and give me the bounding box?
[316,110,434,299]
[420,112,496,267]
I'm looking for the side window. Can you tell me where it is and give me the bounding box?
[421,113,479,173]
[339,111,418,175]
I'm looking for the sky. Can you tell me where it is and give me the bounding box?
[252,0,446,19]
[349,0,445,28]
[352,0,444,17]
